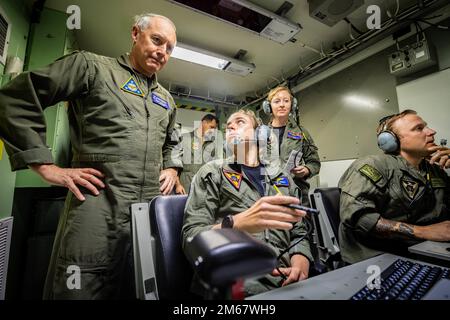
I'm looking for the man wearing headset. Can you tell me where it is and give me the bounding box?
[182,109,313,297]
[263,86,321,206]
[339,109,450,264]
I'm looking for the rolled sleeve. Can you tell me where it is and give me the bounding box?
[10,147,53,171]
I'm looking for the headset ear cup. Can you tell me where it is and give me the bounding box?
[377,131,399,153]
[262,100,272,114]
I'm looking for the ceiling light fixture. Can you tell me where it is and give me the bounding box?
[171,42,255,77]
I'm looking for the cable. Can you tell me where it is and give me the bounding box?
[275,218,313,281]
[344,17,363,35]
[416,18,449,30]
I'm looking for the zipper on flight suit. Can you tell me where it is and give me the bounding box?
[139,78,151,201]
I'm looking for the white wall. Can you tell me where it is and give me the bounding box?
[396,68,450,147]
[316,159,356,188]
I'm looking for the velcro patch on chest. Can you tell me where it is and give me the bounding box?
[151,93,170,110]
[287,131,303,140]
[430,177,446,188]
[358,164,382,183]
[223,169,242,191]
[274,176,289,187]
[401,178,419,199]
[121,77,144,97]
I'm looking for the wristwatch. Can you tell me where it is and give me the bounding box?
[221,215,234,229]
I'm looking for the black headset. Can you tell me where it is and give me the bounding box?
[377,115,400,153]
[262,90,298,116]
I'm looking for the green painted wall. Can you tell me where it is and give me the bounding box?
[15,8,72,188]
[0,0,30,219]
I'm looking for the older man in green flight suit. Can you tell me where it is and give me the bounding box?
[0,13,182,299]
[182,110,313,297]
[339,110,450,264]
[177,114,222,193]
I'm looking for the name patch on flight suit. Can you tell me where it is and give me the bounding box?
[287,131,302,140]
[401,178,419,199]
[223,169,242,191]
[274,176,289,187]
[121,77,144,97]
[151,93,170,110]
[430,177,446,188]
[359,164,382,183]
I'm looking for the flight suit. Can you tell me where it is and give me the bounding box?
[339,154,450,264]
[0,51,182,299]
[269,117,321,206]
[179,129,223,192]
[182,159,313,297]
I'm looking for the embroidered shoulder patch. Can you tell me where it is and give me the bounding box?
[274,176,289,187]
[287,131,302,140]
[120,77,144,96]
[359,164,382,183]
[223,169,242,191]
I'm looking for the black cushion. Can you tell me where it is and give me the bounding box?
[149,195,194,300]
[184,229,276,287]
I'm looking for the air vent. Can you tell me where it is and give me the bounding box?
[168,0,301,44]
[0,6,11,66]
[308,0,364,27]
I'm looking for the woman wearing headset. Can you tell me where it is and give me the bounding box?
[264,86,321,206]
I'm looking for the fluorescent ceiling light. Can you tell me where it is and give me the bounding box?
[171,42,255,77]
[171,44,229,70]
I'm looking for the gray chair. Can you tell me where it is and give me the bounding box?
[310,187,343,270]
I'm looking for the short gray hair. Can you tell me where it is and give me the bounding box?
[133,13,176,32]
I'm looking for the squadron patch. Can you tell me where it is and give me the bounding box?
[274,176,290,187]
[223,169,242,191]
[359,164,382,183]
[401,178,419,199]
[120,77,144,97]
[287,131,303,140]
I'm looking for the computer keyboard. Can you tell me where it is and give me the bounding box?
[351,258,450,300]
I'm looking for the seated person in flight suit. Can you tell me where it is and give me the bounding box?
[339,109,450,264]
[182,109,313,297]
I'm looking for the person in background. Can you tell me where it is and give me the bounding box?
[177,114,221,193]
[264,86,321,206]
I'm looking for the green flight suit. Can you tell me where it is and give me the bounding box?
[179,129,223,192]
[182,159,313,297]
[339,154,450,264]
[0,51,182,299]
[269,117,321,206]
